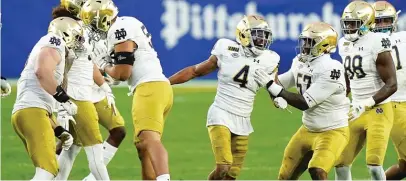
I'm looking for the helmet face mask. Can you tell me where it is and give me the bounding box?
[374,17,395,34]
[250,28,272,52]
[372,1,398,35]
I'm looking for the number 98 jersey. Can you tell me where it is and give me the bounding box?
[390,31,406,102]
[211,38,280,117]
[338,32,392,104]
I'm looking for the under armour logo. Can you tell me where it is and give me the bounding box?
[49,37,61,46]
[381,38,391,48]
[253,59,260,63]
[115,28,127,40]
[395,39,401,43]
[359,47,363,51]
[376,108,383,114]
[330,69,341,80]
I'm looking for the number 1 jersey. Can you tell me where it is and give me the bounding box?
[338,32,392,104]
[211,38,280,117]
[390,31,406,102]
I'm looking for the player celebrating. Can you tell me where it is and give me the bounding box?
[372,1,406,179]
[11,17,79,180]
[333,1,397,180]
[170,15,279,180]
[81,0,173,180]
[255,22,350,180]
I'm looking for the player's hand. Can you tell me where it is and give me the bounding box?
[104,74,121,86]
[254,69,283,96]
[100,82,117,115]
[60,100,78,116]
[274,97,288,109]
[1,76,11,98]
[348,97,375,121]
[57,106,76,131]
[54,126,73,150]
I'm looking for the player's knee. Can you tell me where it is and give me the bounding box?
[398,159,406,173]
[109,126,126,142]
[309,167,327,180]
[366,154,384,166]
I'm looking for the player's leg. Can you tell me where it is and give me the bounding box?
[12,108,58,180]
[308,126,349,180]
[206,125,233,180]
[133,81,173,181]
[365,103,393,180]
[278,126,314,180]
[334,116,366,180]
[70,100,109,180]
[223,134,248,180]
[385,102,406,179]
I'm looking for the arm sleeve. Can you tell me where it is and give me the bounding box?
[107,18,141,46]
[40,34,66,57]
[302,70,345,108]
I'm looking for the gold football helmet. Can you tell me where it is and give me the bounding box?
[298,22,338,62]
[80,0,118,41]
[341,1,375,41]
[372,1,398,34]
[48,17,85,51]
[236,15,272,56]
[60,0,86,17]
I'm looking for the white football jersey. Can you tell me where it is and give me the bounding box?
[66,21,100,101]
[338,32,392,104]
[107,16,167,93]
[390,31,406,102]
[211,38,280,117]
[278,55,350,132]
[13,33,66,114]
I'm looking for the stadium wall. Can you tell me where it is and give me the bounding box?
[2,0,406,79]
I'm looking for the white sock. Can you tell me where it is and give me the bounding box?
[156,174,170,181]
[83,142,118,181]
[367,165,386,180]
[335,166,352,180]
[31,167,54,180]
[102,141,118,165]
[84,144,110,181]
[55,144,81,181]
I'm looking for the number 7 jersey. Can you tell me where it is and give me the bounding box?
[338,32,392,104]
[390,31,406,102]
[211,38,280,117]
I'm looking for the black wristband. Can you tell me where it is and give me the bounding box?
[266,80,274,89]
[53,85,70,103]
[54,126,65,138]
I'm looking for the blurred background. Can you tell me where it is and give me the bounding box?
[2,0,406,180]
[2,0,405,79]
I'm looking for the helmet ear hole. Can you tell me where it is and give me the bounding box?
[240,33,245,38]
[63,32,69,37]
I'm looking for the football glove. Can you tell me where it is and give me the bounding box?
[348,97,375,121]
[57,105,76,131]
[1,76,11,98]
[100,82,117,115]
[54,126,74,150]
[53,85,78,115]
[104,74,121,86]
[254,69,283,96]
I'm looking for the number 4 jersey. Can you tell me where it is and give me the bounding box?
[278,55,349,132]
[390,31,406,102]
[107,16,168,93]
[338,32,392,104]
[211,38,280,117]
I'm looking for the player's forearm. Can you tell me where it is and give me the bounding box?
[93,64,105,86]
[105,65,131,81]
[372,78,397,104]
[278,90,309,111]
[169,66,199,85]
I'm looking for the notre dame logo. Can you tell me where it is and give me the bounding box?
[115,28,127,40]
[49,37,61,46]
[381,38,391,48]
[330,69,341,80]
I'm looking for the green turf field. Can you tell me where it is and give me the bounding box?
[0,86,399,180]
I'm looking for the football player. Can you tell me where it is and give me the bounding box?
[80,0,173,180]
[50,1,125,180]
[169,15,280,180]
[1,76,11,97]
[11,17,79,180]
[372,1,406,179]
[334,1,397,180]
[255,22,350,180]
